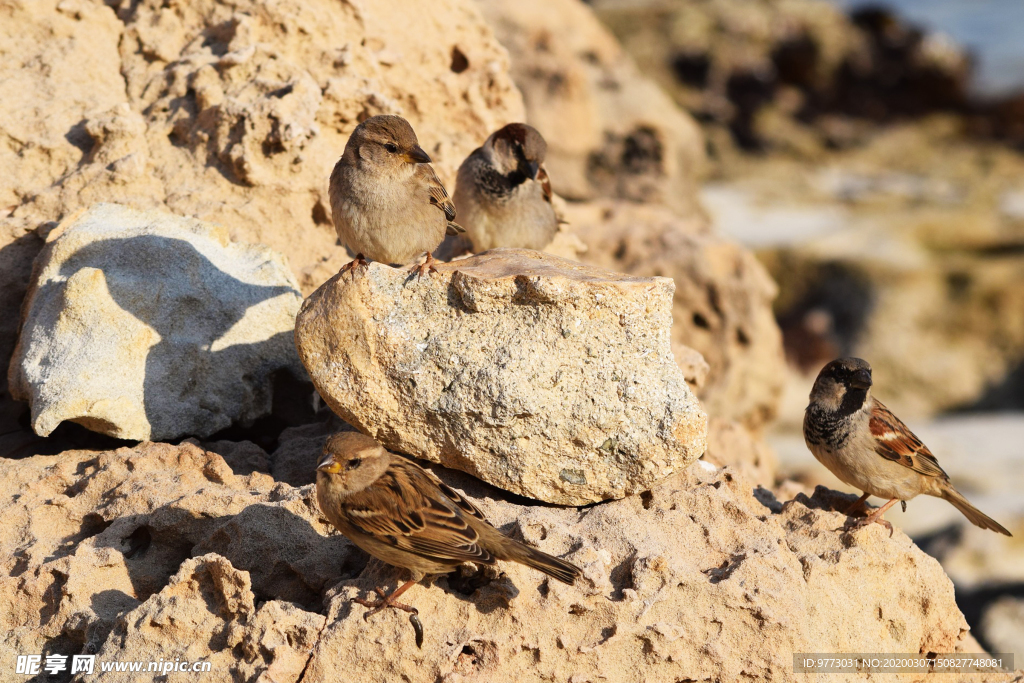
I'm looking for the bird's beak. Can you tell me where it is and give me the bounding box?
[849,368,872,390]
[317,454,340,473]
[405,145,431,164]
[524,160,540,180]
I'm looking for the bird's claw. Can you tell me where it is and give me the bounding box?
[408,252,438,278]
[847,516,894,537]
[353,587,419,620]
[340,254,369,278]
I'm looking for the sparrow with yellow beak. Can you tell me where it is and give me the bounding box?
[329,115,463,275]
[315,432,582,618]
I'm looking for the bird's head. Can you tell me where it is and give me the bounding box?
[809,357,873,413]
[316,432,391,496]
[344,114,431,172]
[486,123,547,180]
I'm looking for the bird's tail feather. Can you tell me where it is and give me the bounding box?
[502,540,582,585]
[941,486,1012,536]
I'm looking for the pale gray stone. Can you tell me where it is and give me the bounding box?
[8,203,304,440]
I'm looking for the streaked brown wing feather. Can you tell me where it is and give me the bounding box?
[342,458,493,565]
[417,164,457,222]
[870,400,947,478]
[537,165,553,204]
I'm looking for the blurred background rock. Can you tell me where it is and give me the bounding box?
[590,0,1024,661]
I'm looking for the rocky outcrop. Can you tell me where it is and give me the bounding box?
[92,555,326,682]
[0,0,526,441]
[476,0,706,215]
[8,203,304,441]
[294,250,707,505]
[566,200,786,430]
[704,417,778,488]
[0,442,357,662]
[2,0,523,292]
[0,442,982,682]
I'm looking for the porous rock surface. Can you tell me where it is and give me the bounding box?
[295,249,706,506]
[567,199,786,430]
[0,0,526,444]
[0,442,983,682]
[8,203,303,440]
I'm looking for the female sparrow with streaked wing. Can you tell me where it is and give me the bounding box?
[315,432,582,619]
[804,358,1011,537]
[453,123,560,252]
[329,114,463,276]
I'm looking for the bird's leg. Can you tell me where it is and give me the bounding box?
[353,579,419,620]
[410,251,438,278]
[842,492,871,517]
[850,497,900,537]
[340,253,369,276]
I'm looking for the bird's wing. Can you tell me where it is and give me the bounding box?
[417,164,458,223]
[869,400,947,478]
[537,165,553,204]
[342,457,494,565]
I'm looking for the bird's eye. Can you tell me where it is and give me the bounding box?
[346,458,362,470]
[384,143,398,154]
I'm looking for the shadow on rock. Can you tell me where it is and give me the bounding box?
[91,500,362,613]
[44,234,301,439]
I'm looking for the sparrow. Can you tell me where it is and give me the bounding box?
[315,432,582,619]
[452,123,560,252]
[804,358,1011,537]
[329,114,464,275]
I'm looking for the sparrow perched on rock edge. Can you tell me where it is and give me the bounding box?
[804,357,1011,537]
[329,114,464,277]
[315,432,582,620]
[453,123,560,252]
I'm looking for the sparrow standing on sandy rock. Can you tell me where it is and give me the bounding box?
[453,123,560,252]
[315,432,582,620]
[804,358,1011,537]
[329,114,463,275]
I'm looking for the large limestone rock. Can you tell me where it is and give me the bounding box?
[295,250,707,505]
[0,442,988,682]
[8,203,304,441]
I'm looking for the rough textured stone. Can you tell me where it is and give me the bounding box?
[304,471,974,683]
[704,417,778,488]
[8,203,304,441]
[92,554,327,683]
[0,442,357,663]
[295,249,708,505]
[0,441,994,682]
[476,0,705,215]
[0,0,526,439]
[566,199,786,430]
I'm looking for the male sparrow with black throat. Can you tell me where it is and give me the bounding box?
[804,358,1011,536]
[453,123,560,252]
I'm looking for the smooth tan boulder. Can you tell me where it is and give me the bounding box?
[294,249,708,505]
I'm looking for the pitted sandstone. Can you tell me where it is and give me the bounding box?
[294,249,708,505]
